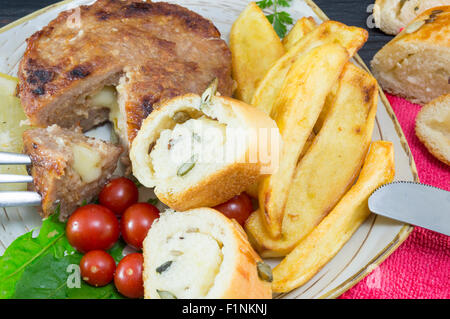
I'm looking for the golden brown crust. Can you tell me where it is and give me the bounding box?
[393,6,450,46]
[18,0,233,144]
[221,217,272,299]
[374,0,450,35]
[156,162,260,211]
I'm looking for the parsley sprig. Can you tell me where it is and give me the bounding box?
[257,0,294,38]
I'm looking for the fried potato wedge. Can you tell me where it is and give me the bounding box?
[282,17,317,50]
[245,131,315,199]
[313,81,339,134]
[258,43,349,238]
[247,64,379,256]
[272,141,395,293]
[230,2,285,104]
[251,21,368,115]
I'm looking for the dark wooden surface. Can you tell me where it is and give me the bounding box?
[0,0,394,66]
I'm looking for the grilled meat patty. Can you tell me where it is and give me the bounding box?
[18,0,233,145]
[23,125,122,220]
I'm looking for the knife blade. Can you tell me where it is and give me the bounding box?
[368,181,450,236]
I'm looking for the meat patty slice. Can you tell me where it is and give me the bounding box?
[23,125,122,220]
[18,0,233,146]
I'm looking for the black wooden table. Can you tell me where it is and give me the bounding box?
[0,0,394,67]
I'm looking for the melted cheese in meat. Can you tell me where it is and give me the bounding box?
[88,86,125,139]
[71,143,102,183]
[153,231,223,298]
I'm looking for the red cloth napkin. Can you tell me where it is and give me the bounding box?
[339,93,450,299]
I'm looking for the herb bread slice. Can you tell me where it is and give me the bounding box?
[130,87,280,211]
[142,208,272,299]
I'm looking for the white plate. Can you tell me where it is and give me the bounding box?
[0,0,417,299]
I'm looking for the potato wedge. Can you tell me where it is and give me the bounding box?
[282,17,317,50]
[245,131,315,199]
[230,2,285,104]
[247,64,379,255]
[258,43,349,238]
[313,81,339,134]
[251,21,368,116]
[272,141,395,293]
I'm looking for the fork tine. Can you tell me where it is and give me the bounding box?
[0,174,33,184]
[0,153,39,207]
[0,191,41,207]
[0,152,31,165]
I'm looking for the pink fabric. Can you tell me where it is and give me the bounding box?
[339,94,450,299]
[339,93,450,299]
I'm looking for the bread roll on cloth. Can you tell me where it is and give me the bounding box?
[142,208,272,299]
[130,81,281,211]
[371,6,450,105]
[374,0,450,35]
[415,94,450,165]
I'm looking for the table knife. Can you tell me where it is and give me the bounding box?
[368,181,450,236]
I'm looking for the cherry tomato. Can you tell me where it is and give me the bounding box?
[80,250,116,287]
[121,203,160,249]
[66,204,120,253]
[114,253,144,299]
[99,177,139,215]
[213,193,254,226]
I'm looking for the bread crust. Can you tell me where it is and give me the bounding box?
[130,93,280,210]
[156,162,260,211]
[371,6,450,104]
[142,208,272,299]
[374,0,450,35]
[415,94,450,165]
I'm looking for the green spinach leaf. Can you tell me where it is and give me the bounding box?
[0,213,74,299]
[13,249,124,299]
[0,212,126,299]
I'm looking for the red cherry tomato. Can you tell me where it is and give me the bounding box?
[66,204,120,253]
[121,203,160,249]
[213,193,254,226]
[80,250,116,287]
[99,177,139,215]
[114,253,144,299]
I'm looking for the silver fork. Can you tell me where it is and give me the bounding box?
[0,151,41,207]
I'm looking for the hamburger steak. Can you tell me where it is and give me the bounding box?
[18,0,233,145]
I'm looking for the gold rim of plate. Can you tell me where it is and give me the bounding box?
[0,0,418,299]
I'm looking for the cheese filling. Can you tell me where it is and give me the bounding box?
[71,143,102,183]
[150,116,227,181]
[88,86,124,139]
[152,230,223,298]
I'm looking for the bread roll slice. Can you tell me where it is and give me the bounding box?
[371,6,450,105]
[374,0,449,35]
[142,208,272,299]
[415,94,450,165]
[130,83,280,211]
